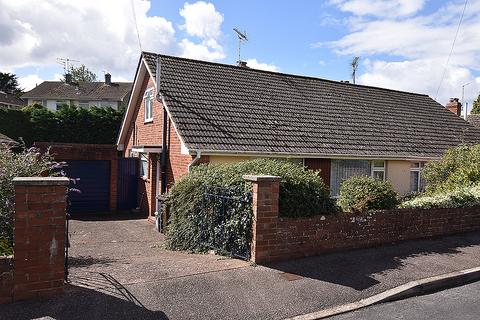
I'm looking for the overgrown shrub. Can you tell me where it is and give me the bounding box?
[0,145,61,255]
[422,144,480,193]
[337,176,399,213]
[0,105,124,146]
[400,184,480,209]
[165,159,335,253]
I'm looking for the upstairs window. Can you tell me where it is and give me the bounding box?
[144,88,154,122]
[410,162,425,193]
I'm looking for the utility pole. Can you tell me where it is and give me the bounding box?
[462,82,471,120]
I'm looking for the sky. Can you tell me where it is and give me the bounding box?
[1,0,480,113]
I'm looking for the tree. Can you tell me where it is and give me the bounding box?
[0,72,23,96]
[62,64,97,82]
[471,95,480,115]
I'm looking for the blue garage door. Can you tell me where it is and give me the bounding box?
[65,160,110,214]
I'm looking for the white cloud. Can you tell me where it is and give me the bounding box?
[330,0,425,18]
[0,0,225,81]
[326,0,480,108]
[179,1,223,39]
[18,74,44,91]
[245,59,279,72]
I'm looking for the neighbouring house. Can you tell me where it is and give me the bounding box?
[0,91,26,109]
[467,114,480,127]
[116,51,480,217]
[22,73,132,111]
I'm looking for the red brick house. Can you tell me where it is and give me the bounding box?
[117,51,480,219]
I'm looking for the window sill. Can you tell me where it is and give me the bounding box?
[144,119,153,124]
[140,176,149,182]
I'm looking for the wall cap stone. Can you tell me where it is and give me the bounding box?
[243,175,281,182]
[13,177,70,186]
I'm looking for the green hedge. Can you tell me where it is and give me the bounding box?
[165,159,335,253]
[0,105,124,145]
[337,175,399,213]
[400,184,480,209]
[422,144,480,194]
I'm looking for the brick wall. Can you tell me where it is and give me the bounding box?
[0,177,68,304]
[34,142,118,212]
[123,74,196,217]
[245,175,480,264]
[0,257,13,304]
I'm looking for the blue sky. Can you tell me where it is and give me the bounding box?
[1,0,480,112]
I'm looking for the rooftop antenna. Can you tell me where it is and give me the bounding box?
[233,28,248,65]
[56,58,80,74]
[351,56,360,84]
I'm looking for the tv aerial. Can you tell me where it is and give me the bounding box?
[351,56,360,84]
[56,57,80,73]
[233,28,248,65]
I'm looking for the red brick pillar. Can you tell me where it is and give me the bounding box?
[13,177,69,301]
[243,175,280,264]
[109,159,118,211]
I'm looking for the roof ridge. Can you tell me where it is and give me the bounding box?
[142,51,430,98]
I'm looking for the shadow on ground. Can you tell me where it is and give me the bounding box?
[68,255,119,268]
[0,273,168,320]
[267,232,480,291]
[69,211,147,221]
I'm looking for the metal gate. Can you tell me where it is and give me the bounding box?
[117,158,139,211]
[200,185,252,260]
[64,160,110,214]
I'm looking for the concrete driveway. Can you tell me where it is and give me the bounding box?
[1,213,480,320]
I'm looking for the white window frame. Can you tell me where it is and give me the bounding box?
[410,162,425,193]
[144,88,154,122]
[371,160,386,181]
[140,153,148,179]
[78,101,89,109]
[56,100,68,110]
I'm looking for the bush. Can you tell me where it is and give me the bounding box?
[0,145,62,255]
[337,176,398,213]
[422,144,480,193]
[165,158,335,253]
[400,184,480,209]
[0,105,124,146]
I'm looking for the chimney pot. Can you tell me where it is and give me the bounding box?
[446,97,462,116]
[105,73,112,85]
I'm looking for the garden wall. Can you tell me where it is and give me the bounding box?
[244,175,480,264]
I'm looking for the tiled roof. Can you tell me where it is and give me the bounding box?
[468,114,480,127]
[0,91,26,106]
[143,51,480,159]
[22,81,132,101]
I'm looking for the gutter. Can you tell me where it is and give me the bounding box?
[188,150,202,172]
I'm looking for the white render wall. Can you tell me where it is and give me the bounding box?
[27,99,119,111]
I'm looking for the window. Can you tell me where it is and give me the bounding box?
[371,160,386,181]
[32,100,43,106]
[140,153,148,178]
[410,162,425,193]
[144,88,154,122]
[78,101,89,109]
[330,160,371,196]
[56,100,68,111]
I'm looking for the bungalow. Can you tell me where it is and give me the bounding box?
[22,74,132,111]
[116,51,480,217]
[0,91,26,109]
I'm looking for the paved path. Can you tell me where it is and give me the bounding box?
[1,213,480,320]
[329,281,480,320]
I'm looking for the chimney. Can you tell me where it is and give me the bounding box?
[237,60,248,68]
[105,73,112,85]
[446,98,461,116]
[65,73,73,84]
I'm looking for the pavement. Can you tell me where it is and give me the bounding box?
[328,280,480,320]
[1,213,480,320]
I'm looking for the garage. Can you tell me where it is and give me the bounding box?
[64,160,111,214]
